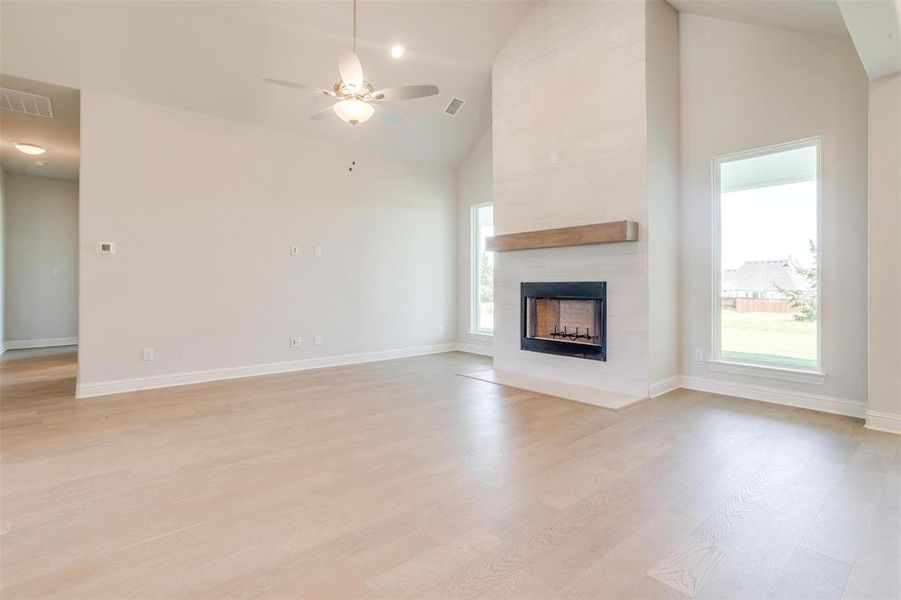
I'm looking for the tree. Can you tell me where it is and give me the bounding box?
[479,253,493,304]
[775,240,817,322]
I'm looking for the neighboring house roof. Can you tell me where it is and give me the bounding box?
[723,259,809,292]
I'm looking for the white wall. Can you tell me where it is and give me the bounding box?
[866,73,901,432]
[456,130,493,352]
[646,0,681,387]
[0,167,4,352]
[4,172,79,346]
[78,90,456,393]
[492,0,653,400]
[679,14,870,412]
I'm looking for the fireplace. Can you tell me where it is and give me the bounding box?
[521,282,607,361]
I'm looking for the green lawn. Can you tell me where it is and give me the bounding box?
[721,311,817,368]
[479,303,494,331]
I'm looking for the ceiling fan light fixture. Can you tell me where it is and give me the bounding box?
[333,99,374,125]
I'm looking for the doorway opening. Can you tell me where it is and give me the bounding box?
[1,75,80,394]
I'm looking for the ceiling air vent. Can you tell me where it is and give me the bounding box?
[0,88,54,118]
[443,97,465,117]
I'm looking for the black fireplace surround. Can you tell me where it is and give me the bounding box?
[521,281,607,361]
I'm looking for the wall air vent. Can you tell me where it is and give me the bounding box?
[443,97,465,117]
[0,88,54,118]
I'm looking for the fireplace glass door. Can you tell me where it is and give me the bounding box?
[521,282,607,361]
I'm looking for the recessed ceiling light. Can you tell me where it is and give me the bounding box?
[390,45,405,59]
[14,143,46,155]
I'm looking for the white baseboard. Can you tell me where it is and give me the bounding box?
[454,342,493,357]
[76,343,457,399]
[71,345,876,425]
[650,375,682,398]
[5,337,78,350]
[679,375,866,419]
[865,410,901,435]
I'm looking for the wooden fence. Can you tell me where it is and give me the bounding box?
[721,298,793,313]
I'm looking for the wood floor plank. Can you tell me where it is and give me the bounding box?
[842,470,901,600]
[800,448,892,565]
[480,569,561,599]
[365,528,504,598]
[767,547,853,600]
[647,445,815,597]
[694,457,848,599]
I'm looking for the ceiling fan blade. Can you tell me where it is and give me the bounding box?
[310,106,335,121]
[370,85,439,101]
[263,78,335,97]
[338,51,364,89]
[373,104,401,124]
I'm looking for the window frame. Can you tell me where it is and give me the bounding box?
[710,136,824,380]
[470,202,494,336]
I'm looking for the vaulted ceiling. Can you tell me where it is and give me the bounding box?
[668,0,850,37]
[0,1,534,167]
[3,0,886,171]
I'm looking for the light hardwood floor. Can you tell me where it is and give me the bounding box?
[1,350,898,599]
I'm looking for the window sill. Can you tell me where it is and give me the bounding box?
[707,360,826,385]
[469,331,494,337]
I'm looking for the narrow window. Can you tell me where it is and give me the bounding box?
[471,203,494,334]
[714,139,820,370]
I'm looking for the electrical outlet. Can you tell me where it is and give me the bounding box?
[313,335,322,346]
[313,245,322,257]
[693,348,704,361]
[290,245,299,256]
[437,324,444,335]
[143,347,154,361]
[96,241,116,255]
[290,337,302,348]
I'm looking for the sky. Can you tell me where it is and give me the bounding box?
[720,180,818,271]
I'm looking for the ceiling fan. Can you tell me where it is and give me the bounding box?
[263,0,439,126]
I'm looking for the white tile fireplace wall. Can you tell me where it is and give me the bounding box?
[494,245,649,398]
[491,0,679,401]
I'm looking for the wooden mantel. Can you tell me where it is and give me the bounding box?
[486,220,639,252]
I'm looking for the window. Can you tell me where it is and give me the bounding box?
[713,138,820,372]
[471,203,494,334]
